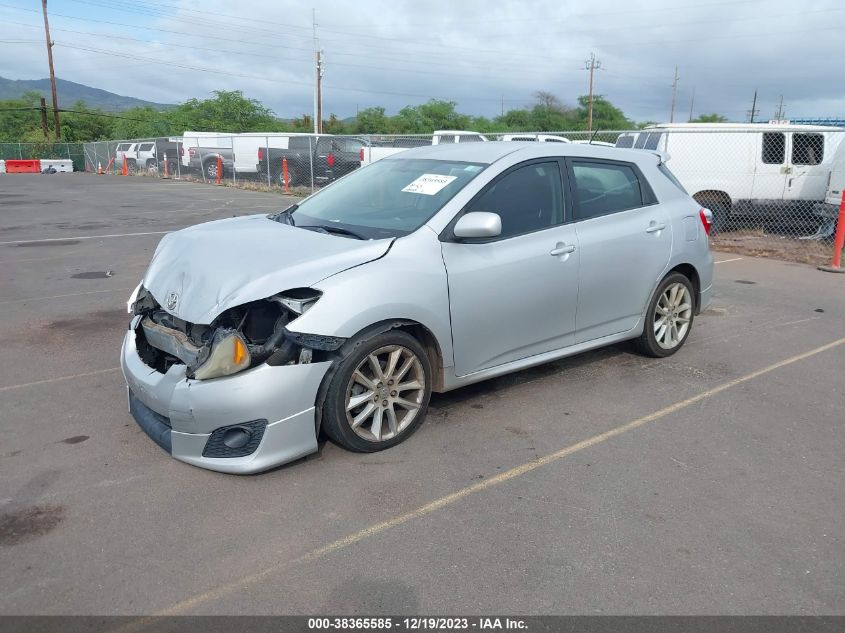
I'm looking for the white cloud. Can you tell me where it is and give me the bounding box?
[1,0,844,123]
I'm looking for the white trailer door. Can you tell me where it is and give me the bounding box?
[751,132,787,200]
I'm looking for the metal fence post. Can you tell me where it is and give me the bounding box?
[266,136,271,188]
[309,136,315,194]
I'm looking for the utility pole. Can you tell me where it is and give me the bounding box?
[315,49,324,134]
[584,52,601,132]
[39,97,50,138]
[669,66,680,123]
[688,87,695,122]
[774,95,785,121]
[41,0,60,138]
[747,89,759,123]
[312,8,318,134]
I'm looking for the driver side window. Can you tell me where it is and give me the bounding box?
[467,162,564,239]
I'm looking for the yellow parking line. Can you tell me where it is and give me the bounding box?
[118,335,845,624]
[0,367,121,393]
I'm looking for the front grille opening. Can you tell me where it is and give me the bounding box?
[135,326,182,374]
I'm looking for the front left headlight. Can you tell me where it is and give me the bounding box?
[192,330,251,380]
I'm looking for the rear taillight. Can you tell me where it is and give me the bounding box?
[699,208,712,236]
[327,153,335,167]
[179,147,184,156]
[359,148,365,162]
[258,148,264,161]
[189,148,196,157]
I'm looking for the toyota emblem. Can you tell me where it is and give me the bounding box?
[165,292,179,311]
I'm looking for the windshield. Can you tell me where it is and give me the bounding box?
[282,158,486,239]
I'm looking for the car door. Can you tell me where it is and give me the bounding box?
[752,131,788,200]
[566,158,672,343]
[440,160,580,376]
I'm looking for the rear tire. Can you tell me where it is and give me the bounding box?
[203,159,220,181]
[635,273,695,358]
[320,330,432,453]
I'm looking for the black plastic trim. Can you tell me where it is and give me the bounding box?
[202,419,268,458]
[128,390,172,454]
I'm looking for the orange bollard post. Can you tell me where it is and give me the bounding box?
[121,153,128,176]
[216,155,222,185]
[163,152,169,179]
[818,191,845,273]
[282,157,289,193]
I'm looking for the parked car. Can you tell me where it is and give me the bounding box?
[257,135,369,186]
[122,142,713,473]
[136,138,182,175]
[181,131,234,181]
[115,142,138,172]
[616,123,845,229]
[501,134,571,143]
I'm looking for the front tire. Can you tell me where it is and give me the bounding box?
[321,330,432,453]
[203,159,220,181]
[635,273,695,358]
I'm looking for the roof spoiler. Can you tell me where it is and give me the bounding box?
[650,150,671,164]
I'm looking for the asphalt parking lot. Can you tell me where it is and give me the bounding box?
[1,173,843,616]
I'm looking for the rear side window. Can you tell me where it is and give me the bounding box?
[288,137,311,150]
[762,132,785,164]
[510,136,536,142]
[457,135,484,143]
[437,135,457,144]
[467,162,564,239]
[792,133,824,165]
[615,135,635,148]
[633,134,649,149]
[571,161,645,220]
[644,132,663,150]
[138,143,154,151]
[116,143,131,151]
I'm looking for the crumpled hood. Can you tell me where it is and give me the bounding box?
[143,214,392,324]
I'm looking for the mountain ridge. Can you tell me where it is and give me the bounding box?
[0,76,172,111]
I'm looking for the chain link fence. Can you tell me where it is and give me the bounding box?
[0,142,85,172]
[59,128,845,266]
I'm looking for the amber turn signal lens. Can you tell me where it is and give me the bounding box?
[233,337,248,365]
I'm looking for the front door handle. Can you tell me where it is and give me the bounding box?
[550,244,576,256]
[646,223,666,234]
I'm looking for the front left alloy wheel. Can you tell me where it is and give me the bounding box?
[321,330,432,452]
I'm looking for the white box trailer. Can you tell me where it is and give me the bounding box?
[616,123,845,227]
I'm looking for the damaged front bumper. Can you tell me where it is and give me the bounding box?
[120,328,332,474]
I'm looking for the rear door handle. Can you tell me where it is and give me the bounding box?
[646,223,666,233]
[550,244,576,256]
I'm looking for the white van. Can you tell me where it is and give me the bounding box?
[617,123,845,228]
[232,133,317,177]
[812,141,845,238]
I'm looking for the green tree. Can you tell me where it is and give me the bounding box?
[353,106,390,133]
[168,90,279,132]
[576,95,633,130]
[393,100,471,133]
[691,113,728,123]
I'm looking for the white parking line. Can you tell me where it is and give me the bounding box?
[0,231,170,246]
[0,287,133,305]
[715,257,743,264]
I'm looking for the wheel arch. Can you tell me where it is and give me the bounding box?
[666,263,701,313]
[312,318,446,435]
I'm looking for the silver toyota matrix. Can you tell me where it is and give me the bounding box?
[121,142,713,473]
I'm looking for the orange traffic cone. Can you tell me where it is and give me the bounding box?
[121,153,128,176]
[97,161,103,174]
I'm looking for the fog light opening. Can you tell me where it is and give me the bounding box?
[222,427,251,449]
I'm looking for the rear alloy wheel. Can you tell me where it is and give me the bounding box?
[321,330,432,452]
[635,273,695,358]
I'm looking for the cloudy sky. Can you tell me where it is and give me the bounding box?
[1,0,843,124]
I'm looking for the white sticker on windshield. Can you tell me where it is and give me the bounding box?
[402,174,457,195]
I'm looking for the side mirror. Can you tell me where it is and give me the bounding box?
[453,212,502,239]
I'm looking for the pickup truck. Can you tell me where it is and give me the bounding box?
[256,135,368,186]
[181,132,234,181]
[359,130,487,166]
